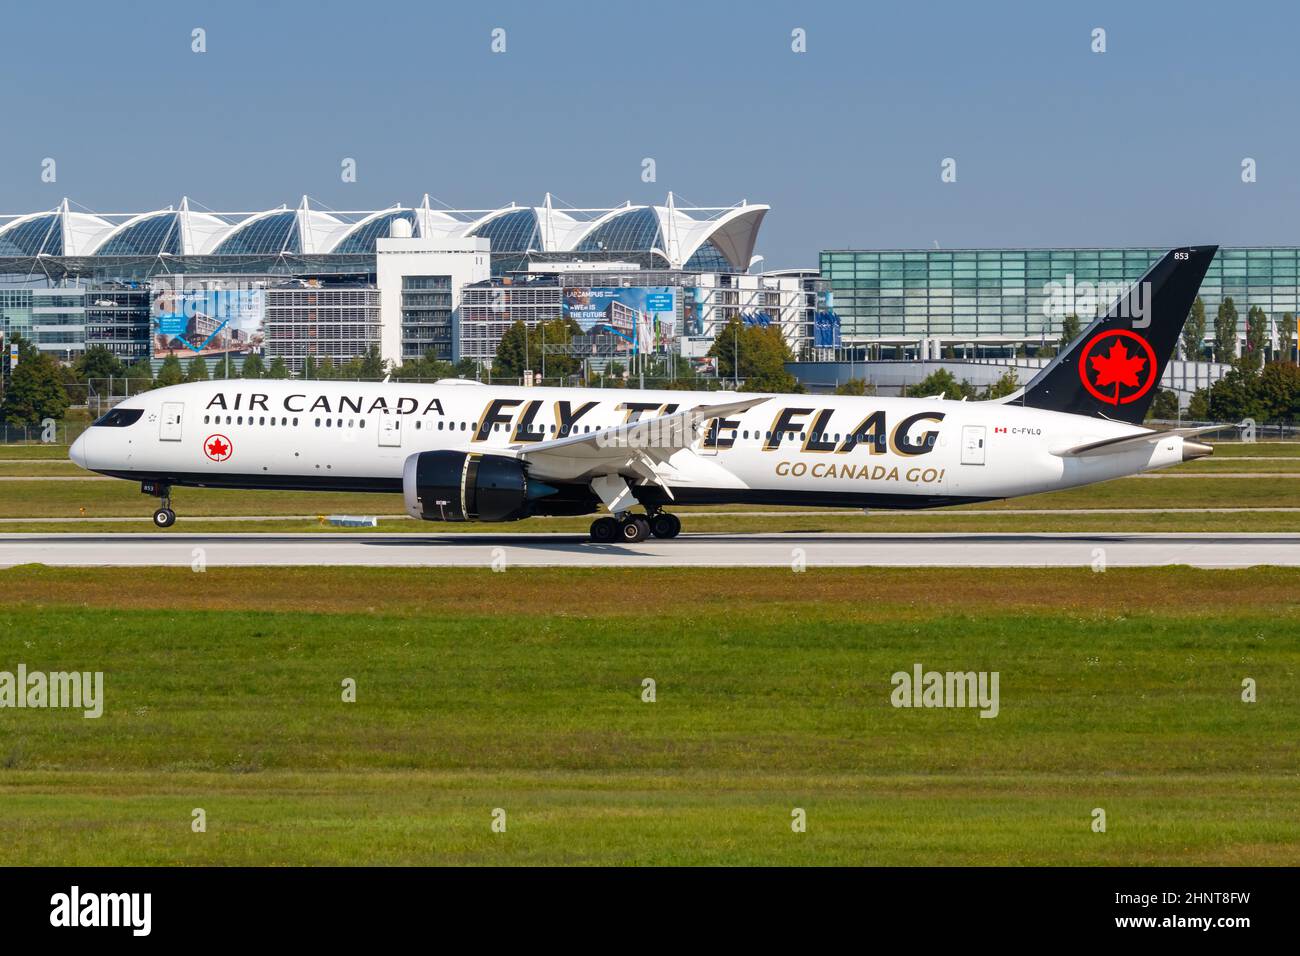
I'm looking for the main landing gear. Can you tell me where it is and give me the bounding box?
[588,511,681,543]
[585,475,680,544]
[142,481,176,528]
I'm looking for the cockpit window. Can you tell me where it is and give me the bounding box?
[92,407,144,428]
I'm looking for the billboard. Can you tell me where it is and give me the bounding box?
[151,286,265,360]
[563,286,676,351]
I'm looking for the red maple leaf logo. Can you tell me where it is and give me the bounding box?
[1088,340,1149,405]
[204,435,231,461]
[1078,330,1158,406]
[1090,339,1146,390]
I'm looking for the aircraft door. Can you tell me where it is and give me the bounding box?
[960,425,986,465]
[160,402,184,441]
[378,411,403,448]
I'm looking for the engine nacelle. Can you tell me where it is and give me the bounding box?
[403,450,551,522]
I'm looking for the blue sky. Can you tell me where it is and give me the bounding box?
[1,0,1297,267]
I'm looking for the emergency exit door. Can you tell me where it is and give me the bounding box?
[961,425,986,465]
[378,412,402,447]
[159,402,184,441]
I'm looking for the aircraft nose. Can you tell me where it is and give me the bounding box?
[69,432,89,470]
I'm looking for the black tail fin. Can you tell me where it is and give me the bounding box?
[1013,245,1217,424]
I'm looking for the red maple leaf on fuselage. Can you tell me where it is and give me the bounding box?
[207,438,229,458]
[1089,339,1146,392]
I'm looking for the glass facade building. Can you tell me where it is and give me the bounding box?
[399,275,454,361]
[263,286,382,374]
[819,247,1300,354]
[0,287,87,358]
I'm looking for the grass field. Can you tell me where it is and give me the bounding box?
[0,566,1296,865]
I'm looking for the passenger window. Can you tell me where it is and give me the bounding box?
[237,416,243,425]
[315,418,321,427]
[203,415,210,424]
[259,417,265,426]
[359,420,365,428]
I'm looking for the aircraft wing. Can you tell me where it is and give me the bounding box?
[1053,423,1228,458]
[515,396,769,481]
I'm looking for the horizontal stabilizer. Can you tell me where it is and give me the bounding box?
[1053,424,1227,458]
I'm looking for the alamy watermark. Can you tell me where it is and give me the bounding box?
[890,662,999,718]
[1043,275,1151,328]
[0,665,103,718]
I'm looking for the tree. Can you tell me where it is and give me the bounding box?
[905,368,975,399]
[706,316,802,392]
[184,356,209,382]
[1256,360,1300,421]
[1182,296,1207,360]
[494,321,532,380]
[75,345,125,382]
[1,348,69,425]
[493,318,584,383]
[1058,314,1083,350]
[533,317,584,382]
[981,369,1021,400]
[155,353,184,387]
[239,353,266,379]
[123,357,155,391]
[1280,314,1295,364]
[1205,363,1264,421]
[834,377,876,396]
[266,356,290,379]
[1243,306,1268,370]
[1214,297,1239,362]
[337,345,385,380]
[1146,389,1180,421]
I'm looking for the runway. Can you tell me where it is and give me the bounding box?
[1,531,1297,568]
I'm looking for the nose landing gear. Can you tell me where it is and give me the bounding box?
[142,481,176,528]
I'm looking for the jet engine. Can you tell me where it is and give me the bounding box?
[402,450,556,522]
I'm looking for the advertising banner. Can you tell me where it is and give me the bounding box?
[563,286,676,351]
[151,286,265,360]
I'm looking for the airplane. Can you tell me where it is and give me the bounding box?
[70,246,1220,543]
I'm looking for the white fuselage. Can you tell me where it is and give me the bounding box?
[70,379,1190,512]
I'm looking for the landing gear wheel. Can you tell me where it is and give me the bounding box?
[590,516,619,543]
[650,513,681,539]
[619,517,650,543]
[152,508,176,529]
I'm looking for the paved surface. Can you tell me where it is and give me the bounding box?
[1,532,1297,568]
[4,505,1300,526]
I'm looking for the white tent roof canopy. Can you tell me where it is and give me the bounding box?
[0,196,769,268]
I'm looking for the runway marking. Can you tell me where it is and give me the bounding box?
[2,531,1297,569]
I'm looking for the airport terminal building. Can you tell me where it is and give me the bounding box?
[0,196,774,373]
[820,247,1300,359]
